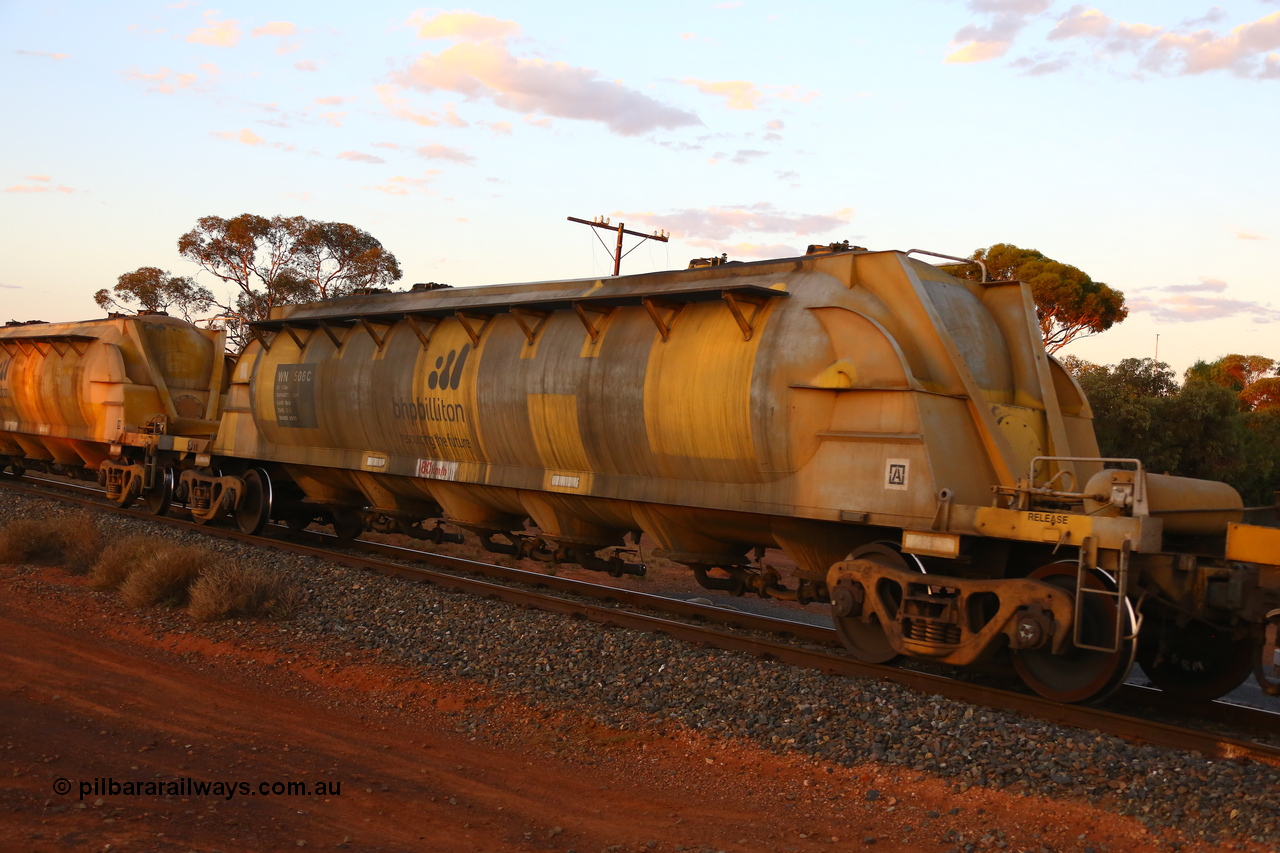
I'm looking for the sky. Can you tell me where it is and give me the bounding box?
[2,0,1278,377]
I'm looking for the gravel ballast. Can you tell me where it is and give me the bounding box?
[4,488,1278,851]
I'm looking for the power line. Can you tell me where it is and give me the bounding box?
[567,215,669,276]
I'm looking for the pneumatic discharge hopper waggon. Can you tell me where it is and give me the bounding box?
[2,243,1277,704]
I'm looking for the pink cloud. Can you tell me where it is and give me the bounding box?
[478,120,513,136]
[946,0,1054,64]
[416,144,474,164]
[186,13,240,48]
[294,60,319,72]
[212,128,264,145]
[251,21,297,38]
[409,10,520,42]
[616,203,852,241]
[368,170,443,196]
[683,80,817,110]
[683,79,762,110]
[5,181,74,194]
[123,64,216,94]
[1009,7,1280,78]
[389,40,700,136]
[15,50,68,61]
[338,151,385,164]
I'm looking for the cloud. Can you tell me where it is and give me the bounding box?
[766,119,784,130]
[212,128,264,145]
[1026,7,1280,78]
[1131,291,1280,323]
[416,143,474,163]
[252,21,297,38]
[369,170,443,196]
[186,12,240,47]
[387,13,701,136]
[1236,231,1269,240]
[683,79,818,110]
[687,241,802,260]
[477,120,513,136]
[315,95,348,105]
[318,111,344,126]
[5,179,74,194]
[683,79,762,110]
[294,60,318,72]
[371,142,402,150]
[0,282,22,289]
[1163,278,1228,293]
[338,151,385,164]
[708,149,768,165]
[617,203,852,242]
[375,84,469,127]
[680,33,696,41]
[1009,52,1074,75]
[1048,5,1112,41]
[946,0,1054,64]
[123,64,216,93]
[15,49,68,61]
[409,10,520,42]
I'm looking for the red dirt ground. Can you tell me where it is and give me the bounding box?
[0,562,1244,853]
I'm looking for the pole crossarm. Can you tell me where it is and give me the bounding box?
[567,215,670,277]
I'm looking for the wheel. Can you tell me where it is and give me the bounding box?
[1012,562,1136,703]
[234,468,273,535]
[285,514,313,532]
[830,542,924,665]
[331,509,364,541]
[1136,617,1254,702]
[143,469,174,516]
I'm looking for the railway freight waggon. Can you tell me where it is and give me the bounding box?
[3,244,1278,704]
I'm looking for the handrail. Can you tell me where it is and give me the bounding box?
[905,249,987,283]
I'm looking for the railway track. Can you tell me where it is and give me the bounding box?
[3,472,1278,769]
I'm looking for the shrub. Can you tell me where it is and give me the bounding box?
[0,512,100,573]
[188,563,303,621]
[89,535,156,590]
[119,545,209,607]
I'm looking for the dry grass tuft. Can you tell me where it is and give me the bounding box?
[0,512,100,573]
[188,563,304,622]
[119,545,209,607]
[89,535,157,590]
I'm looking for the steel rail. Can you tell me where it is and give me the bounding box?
[3,474,1278,767]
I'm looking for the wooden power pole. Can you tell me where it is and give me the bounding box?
[567,216,669,276]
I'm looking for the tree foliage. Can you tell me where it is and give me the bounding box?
[1185,354,1279,412]
[176,214,402,348]
[945,243,1127,353]
[1076,356,1280,505]
[93,267,215,321]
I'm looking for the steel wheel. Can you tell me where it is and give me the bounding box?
[144,468,174,516]
[234,468,273,535]
[331,509,364,541]
[1012,562,1136,703]
[1136,617,1254,702]
[830,542,924,665]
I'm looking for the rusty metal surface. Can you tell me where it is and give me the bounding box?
[219,250,1106,581]
[4,473,1278,768]
[0,315,224,470]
